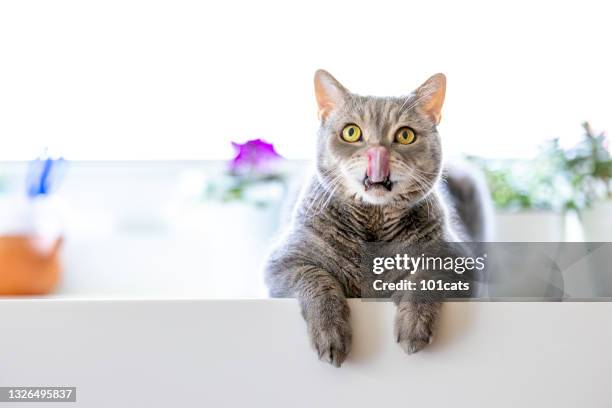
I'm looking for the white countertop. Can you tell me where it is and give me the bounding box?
[0,299,610,407]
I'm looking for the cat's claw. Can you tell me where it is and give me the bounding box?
[397,333,433,355]
[394,303,438,355]
[309,321,352,367]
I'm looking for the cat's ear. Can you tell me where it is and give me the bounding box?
[314,69,349,121]
[415,73,446,125]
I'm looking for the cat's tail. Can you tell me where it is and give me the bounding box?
[443,160,494,242]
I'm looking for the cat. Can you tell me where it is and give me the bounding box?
[264,70,491,367]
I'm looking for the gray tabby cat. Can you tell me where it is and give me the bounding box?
[265,70,490,367]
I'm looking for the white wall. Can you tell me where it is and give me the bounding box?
[0,161,593,297]
[1,0,611,161]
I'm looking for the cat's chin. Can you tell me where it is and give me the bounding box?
[342,176,397,205]
[358,187,395,205]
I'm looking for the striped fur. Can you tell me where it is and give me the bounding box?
[264,71,489,366]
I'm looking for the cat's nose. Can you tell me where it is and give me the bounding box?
[366,146,390,183]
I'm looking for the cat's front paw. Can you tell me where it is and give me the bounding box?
[394,302,439,355]
[307,317,352,367]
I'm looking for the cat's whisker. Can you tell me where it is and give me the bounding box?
[398,89,435,115]
[319,168,351,206]
[308,168,349,216]
[397,93,416,114]
[315,161,365,213]
[411,167,441,176]
[318,184,339,214]
[405,171,435,220]
[305,178,337,217]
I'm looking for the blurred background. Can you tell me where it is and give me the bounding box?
[0,0,611,298]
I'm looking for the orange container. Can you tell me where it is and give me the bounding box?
[0,235,62,295]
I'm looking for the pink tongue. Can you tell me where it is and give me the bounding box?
[366,146,390,183]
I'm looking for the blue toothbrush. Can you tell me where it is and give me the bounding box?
[26,155,67,198]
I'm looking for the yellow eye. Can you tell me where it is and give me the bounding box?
[341,124,362,143]
[395,127,416,145]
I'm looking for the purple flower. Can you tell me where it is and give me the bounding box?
[230,139,283,174]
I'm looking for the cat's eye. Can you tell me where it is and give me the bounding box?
[394,127,416,145]
[341,124,362,143]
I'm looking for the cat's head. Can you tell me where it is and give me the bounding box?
[314,70,445,206]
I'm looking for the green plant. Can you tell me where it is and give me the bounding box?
[475,161,537,210]
[470,122,610,213]
[470,155,570,211]
[565,122,611,204]
[204,172,286,208]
